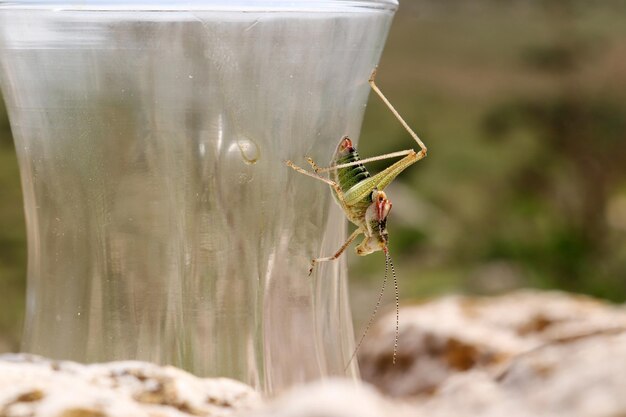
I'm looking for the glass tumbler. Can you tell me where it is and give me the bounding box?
[0,0,397,393]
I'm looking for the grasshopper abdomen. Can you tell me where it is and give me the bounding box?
[332,137,371,194]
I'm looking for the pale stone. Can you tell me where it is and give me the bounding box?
[0,354,261,417]
[250,379,410,417]
[358,290,626,397]
[257,291,626,417]
[3,290,626,417]
[414,332,626,417]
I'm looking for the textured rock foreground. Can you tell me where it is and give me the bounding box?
[359,290,626,397]
[0,355,260,417]
[257,327,626,417]
[2,291,626,417]
[260,291,626,417]
[414,331,626,417]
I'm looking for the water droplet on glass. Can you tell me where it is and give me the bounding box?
[235,136,260,165]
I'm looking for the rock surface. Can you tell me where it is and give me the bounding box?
[0,354,260,417]
[414,332,626,417]
[2,290,626,417]
[254,291,626,417]
[358,290,626,397]
[250,379,410,417]
[249,330,626,417]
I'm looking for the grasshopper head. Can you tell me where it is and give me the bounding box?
[356,189,392,255]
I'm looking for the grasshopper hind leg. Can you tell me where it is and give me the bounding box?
[369,67,427,156]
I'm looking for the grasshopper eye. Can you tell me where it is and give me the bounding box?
[370,188,379,202]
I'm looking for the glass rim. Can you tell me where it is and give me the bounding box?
[0,0,399,12]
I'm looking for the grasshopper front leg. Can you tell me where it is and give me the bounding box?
[285,159,348,208]
[308,227,363,276]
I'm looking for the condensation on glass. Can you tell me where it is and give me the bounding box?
[0,0,397,393]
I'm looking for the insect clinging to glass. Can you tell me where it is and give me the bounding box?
[285,68,428,367]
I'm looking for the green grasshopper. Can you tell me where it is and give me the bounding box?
[285,68,427,367]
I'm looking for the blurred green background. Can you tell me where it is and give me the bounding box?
[1,0,626,351]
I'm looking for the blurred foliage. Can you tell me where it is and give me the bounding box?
[0,97,26,351]
[2,0,626,347]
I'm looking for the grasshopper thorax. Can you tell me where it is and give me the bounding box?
[356,189,392,256]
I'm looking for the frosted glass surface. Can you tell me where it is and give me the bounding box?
[0,0,398,11]
[0,4,394,393]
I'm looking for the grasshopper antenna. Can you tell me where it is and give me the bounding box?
[345,251,396,371]
[388,251,399,366]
